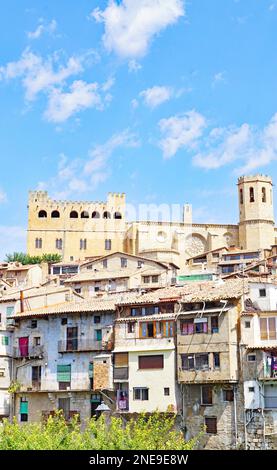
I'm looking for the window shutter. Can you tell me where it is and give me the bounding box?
[20,401,28,414]
[88,363,94,378]
[260,318,268,340]
[138,355,164,369]
[205,417,217,434]
[268,318,276,340]
[114,352,128,367]
[57,364,71,382]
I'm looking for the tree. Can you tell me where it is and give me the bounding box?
[4,252,62,265]
[0,412,198,450]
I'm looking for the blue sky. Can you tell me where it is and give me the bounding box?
[1,0,277,259]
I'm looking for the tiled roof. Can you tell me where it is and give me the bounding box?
[115,313,175,322]
[0,285,73,302]
[115,279,248,306]
[65,267,165,283]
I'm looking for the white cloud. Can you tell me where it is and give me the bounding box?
[44,80,103,123]
[192,113,277,174]
[212,71,226,87]
[0,189,7,203]
[0,49,83,101]
[158,111,207,159]
[38,130,140,197]
[91,0,185,59]
[27,19,57,39]
[140,85,172,108]
[0,226,26,261]
[128,59,142,72]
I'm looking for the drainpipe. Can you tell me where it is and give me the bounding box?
[233,384,238,448]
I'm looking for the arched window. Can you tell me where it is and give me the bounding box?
[70,211,78,218]
[249,187,255,203]
[38,210,47,218]
[35,238,42,249]
[56,238,63,250]
[80,239,87,250]
[240,189,243,205]
[81,211,89,219]
[114,212,122,219]
[92,211,100,219]
[103,211,111,219]
[262,187,266,203]
[51,210,60,218]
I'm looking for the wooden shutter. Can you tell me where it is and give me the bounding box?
[202,386,213,405]
[268,318,276,340]
[57,364,71,382]
[205,417,217,434]
[20,401,28,414]
[138,355,164,369]
[260,318,268,340]
[114,352,128,367]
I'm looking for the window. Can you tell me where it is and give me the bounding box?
[138,355,164,370]
[127,322,135,333]
[58,397,70,421]
[114,212,122,219]
[152,275,159,283]
[195,320,208,334]
[32,366,41,383]
[57,364,71,388]
[181,354,195,370]
[51,210,60,218]
[34,337,41,346]
[105,239,112,251]
[121,258,127,268]
[248,387,255,393]
[262,187,266,203]
[245,321,251,328]
[140,322,154,338]
[70,211,78,218]
[164,388,170,396]
[213,353,220,369]
[137,261,144,268]
[143,276,150,284]
[95,329,102,341]
[201,386,213,405]
[94,316,101,324]
[80,239,87,250]
[20,398,28,422]
[131,308,140,317]
[66,327,78,351]
[205,417,217,434]
[92,211,100,219]
[103,259,108,268]
[35,238,42,249]
[1,336,9,346]
[6,306,14,317]
[260,317,276,340]
[61,318,67,325]
[211,317,219,334]
[223,389,234,402]
[31,320,37,329]
[181,320,194,335]
[38,210,47,218]
[53,266,61,275]
[103,211,111,219]
[240,188,243,204]
[259,288,266,297]
[133,388,149,400]
[81,211,89,219]
[181,353,209,371]
[195,354,209,370]
[247,354,256,362]
[249,187,255,203]
[56,238,63,250]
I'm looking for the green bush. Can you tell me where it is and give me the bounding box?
[0,412,198,450]
[4,252,62,265]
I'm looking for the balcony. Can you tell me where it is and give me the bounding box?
[58,338,113,353]
[114,367,129,381]
[13,346,44,359]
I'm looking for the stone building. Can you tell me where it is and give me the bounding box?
[27,175,277,272]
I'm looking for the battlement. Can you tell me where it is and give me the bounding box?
[28,190,125,208]
[237,174,273,185]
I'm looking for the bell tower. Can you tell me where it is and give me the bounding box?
[238,175,275,250]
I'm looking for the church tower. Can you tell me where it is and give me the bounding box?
[238,175,275,250]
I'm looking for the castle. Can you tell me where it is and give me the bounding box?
[27,174,276,270]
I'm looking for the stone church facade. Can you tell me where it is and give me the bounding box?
[27,174,276,271]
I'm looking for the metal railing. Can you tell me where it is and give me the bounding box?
[13,346,44,359]
[58,338,113,353]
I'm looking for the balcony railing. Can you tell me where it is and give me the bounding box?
[13,346,44,359]
[58,338,113,353]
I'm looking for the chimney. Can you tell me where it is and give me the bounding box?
[20,290,24,313]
